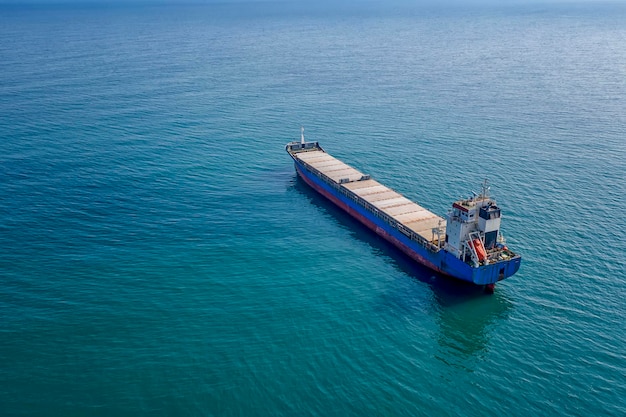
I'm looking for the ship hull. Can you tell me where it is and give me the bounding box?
[292,159,521,285]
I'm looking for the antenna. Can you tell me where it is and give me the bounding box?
[300,126,305,145]
[481,178,490,199]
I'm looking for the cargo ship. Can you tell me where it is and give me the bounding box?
[286,128,521,292]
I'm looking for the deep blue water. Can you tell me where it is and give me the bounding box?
[1,1,625,416]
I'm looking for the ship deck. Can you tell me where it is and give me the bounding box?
[295,150,446,242]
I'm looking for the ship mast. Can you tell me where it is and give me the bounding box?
[480,178,490,200]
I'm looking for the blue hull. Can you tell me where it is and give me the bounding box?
[293,158,521,286]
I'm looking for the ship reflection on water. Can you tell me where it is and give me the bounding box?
[291,175,513,359]
[432,288,511,363]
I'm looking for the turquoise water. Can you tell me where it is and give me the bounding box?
[1,2,625,416]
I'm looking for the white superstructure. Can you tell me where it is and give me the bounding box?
[444,181,504,267]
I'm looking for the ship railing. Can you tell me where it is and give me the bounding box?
[485,247,517,263]
[300,161,437,252]
[286,141,321,153]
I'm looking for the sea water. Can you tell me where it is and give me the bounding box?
[1,1,625,416]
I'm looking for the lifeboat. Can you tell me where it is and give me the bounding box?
[472,238,487,261]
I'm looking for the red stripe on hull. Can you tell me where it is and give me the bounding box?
[296,165,445,274]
